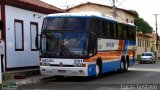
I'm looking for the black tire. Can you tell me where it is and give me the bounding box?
[124,57,129,72]
[55,76,64,80]
[152,60,154,64]
[139,61,143,64]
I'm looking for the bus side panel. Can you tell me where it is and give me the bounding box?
[102,60,121,73]
[88,64,96,76]
[122,40,128,54]
[128,40,136,67]
[87,60,121,76]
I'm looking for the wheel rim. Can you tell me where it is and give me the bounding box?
[121,61,124,70]
[96,64,100,76]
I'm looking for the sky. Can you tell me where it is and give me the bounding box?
[41,0,160,34]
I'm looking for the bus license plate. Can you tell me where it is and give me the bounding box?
[58,70,66,73]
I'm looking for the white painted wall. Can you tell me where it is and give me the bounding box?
[5,5,45,68]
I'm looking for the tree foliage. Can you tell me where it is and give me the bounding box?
[134,17,153,33]
[130,10,153,33]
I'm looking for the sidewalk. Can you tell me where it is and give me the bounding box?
[1,68,54,89]
[2,75,54,89]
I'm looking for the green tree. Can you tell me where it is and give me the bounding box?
[130,10,153,33]
[134,17,153,33]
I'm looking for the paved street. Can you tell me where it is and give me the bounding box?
[18,62,160,90]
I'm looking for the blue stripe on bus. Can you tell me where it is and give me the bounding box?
[102,60,120,73]
[87,60,120,76]
[88,64,96,76]
[122,40,128,55]
[87,59,135,76]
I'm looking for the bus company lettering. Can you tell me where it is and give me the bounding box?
[106,42,114,47]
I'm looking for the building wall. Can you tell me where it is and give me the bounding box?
[68,4,134,23]
[5,5,45,68]
[136,32,152,58]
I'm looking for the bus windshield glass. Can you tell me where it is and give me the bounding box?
[41,32,88,58]
[42,17,88,30]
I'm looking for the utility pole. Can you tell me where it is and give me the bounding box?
[153,14,160,50]
[112,0,117,18]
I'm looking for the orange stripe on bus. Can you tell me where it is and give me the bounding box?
[83,40,125,62]
[83,51,122,62]
[118,40,124,50]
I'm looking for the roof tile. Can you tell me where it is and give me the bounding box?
[17,0,64,12]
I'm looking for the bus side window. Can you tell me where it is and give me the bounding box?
[90,19,99,35]
[88,35,97,57]
[99,20,104,37]
[118,24,123,39]
[103,21,107,38]
[110,23,113,38]
[127,26,132,40]
[123,25,127,39]
[106,22,111,38]
[113,23,117,39]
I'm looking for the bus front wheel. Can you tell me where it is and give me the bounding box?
[95,64,100,76]
[55,76,64,80]
[95,60,102,77]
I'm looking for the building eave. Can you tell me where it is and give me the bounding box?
[0,0,64,14]
[67,2,136,17]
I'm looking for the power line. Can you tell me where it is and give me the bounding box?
[117,0,126,7]
[109,0,113,6]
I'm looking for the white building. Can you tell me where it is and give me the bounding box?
[0,0,64,71]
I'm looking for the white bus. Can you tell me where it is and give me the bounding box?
[38,13,136,79]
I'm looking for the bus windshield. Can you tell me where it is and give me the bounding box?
[42,17,88,30]
[40,32,88,58]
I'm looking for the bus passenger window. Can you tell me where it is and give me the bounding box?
[88,35,97,57]
[99,20,104,37]
[106,22,111,38]
[118,24,123,39]
[90,19,99,35]
[128,26,132,40]
[113,23,117,38]
[123,25,127,39]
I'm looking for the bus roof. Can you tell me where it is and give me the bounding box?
[45,12,135,26]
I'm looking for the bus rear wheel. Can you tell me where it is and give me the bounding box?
[124,60,128,72]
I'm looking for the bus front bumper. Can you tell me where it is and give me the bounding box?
[40,66,88,76]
